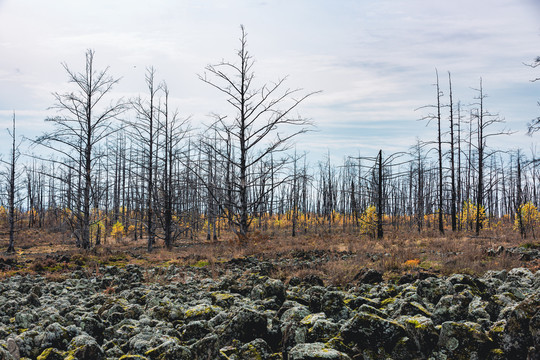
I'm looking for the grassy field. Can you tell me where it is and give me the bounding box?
[1,222,538,286]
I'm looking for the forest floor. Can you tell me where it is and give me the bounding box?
[0,227,539,285]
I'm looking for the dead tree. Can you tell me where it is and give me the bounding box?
[129,67,161,252]
[417,70,445,234]
[471,78,510,235]
[198,25,317,241]
[525,56,540,134]
[2,113,21,253]
[37,50,125,249]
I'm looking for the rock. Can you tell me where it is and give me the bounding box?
[353,268,383,284]
[179,320,211,343]
[36,348,64,360]
[79,313,106,343]
[219,307,268,344]
[501,291,540,359]
[67,334,104,360]
[288,342,351,359]
[251,279,286,306]
[340,311,406,352]
[190,334,220,360]
[237,338,273,360]
[417,277,455,304]
[184,303,222,322]
[39,322,73,351]
[6,338,19,360]
[392,299,433,318]
[433,293,471,324]
[308,319,339,343]
[302,274,324,287]
[25,292,41,308]
[321,291,348,321]
[401,315,438,357]
[436,321,493,359]
[145,339,192,360]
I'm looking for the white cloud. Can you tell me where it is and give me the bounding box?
[0,0,539,159]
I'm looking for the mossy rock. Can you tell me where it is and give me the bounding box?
[501,291,540,359]
[340,311,406,352]
[36,348,65,360]
[184,304,222,321]
[288,342,351,359]
[402,315,438,357]
[436,321,493,359]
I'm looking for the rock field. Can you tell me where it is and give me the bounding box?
[0,254,539,360]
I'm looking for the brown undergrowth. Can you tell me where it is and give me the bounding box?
[0,225,536,286]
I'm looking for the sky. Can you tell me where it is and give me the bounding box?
[0,0,539,164]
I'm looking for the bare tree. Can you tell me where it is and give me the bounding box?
[525,56,540,134]
[417,70,445,234]
[471,78,510,235]
[2,113,21,253]
[37,49,126,249]
[198,25,318,241]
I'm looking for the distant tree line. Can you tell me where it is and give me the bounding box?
[1,28,539,253]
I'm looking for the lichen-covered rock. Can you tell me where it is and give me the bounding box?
[36,347,64,360]
[501,290,540,359]
[401,315,438,357]
[78,313,106,344]
[340,311,406,352]
[436,321,493,359]
[289,342,351,360]
[190,334,220,360]
[308,319,339,343]
[251,279,286,306]
[184,303,222,322]
[179,320,211,343]
[235,338,273,360]
[432,293,471,324]
[144,339,192,360]
[0,346,15,360]
[353,268,383,284]
[219,307,268,345]
[417,277,455,304]
[67,334,104,360]
[5,338,19,360]
[392,299,433,318]
[0,260,537,360]
[321,291,348,321]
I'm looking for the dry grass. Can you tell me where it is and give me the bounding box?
[0,224,536,285]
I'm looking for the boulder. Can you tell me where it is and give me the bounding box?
[401,315,438,357]
[501,291,540,359]
[353,268,383,284]
[67,334,104,360]
[288,342,351,360]
[340,311,406,352]
[219,308,268,345]
[436,321,493,359]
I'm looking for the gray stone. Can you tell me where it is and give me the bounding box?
[289,342,351,359]
[67,334,104,360]
[436,321,493,359]
[340,311,406,352]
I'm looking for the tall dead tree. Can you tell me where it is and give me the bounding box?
[3,113,20,253]
[525,56,540,134]
[471,78,510,235]
[448,72,457,231]
[130,67,161,252]
[37,50,125,249]
[417,70,445,234]
[198,25,317,241]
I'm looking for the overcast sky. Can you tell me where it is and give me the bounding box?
[1,0,539,162]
